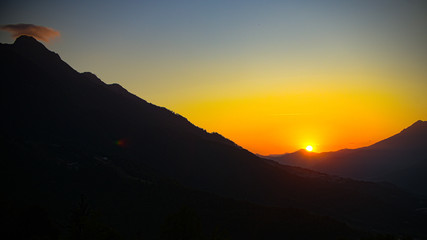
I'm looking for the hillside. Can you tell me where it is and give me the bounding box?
[263,121,427,195]
[1,36,426,238]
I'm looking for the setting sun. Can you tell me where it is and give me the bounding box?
[1,0,427,238]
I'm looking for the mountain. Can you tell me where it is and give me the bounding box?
[1,129,360,240]
[263,121,427,195]
[1,36,426,238]
[370,120,427,150]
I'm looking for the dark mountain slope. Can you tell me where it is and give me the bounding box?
[1,134,360,240]
[369,120,427,150]
[264,121,427,194]
[1,36,426,237]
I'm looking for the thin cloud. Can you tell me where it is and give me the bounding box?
[0,23,60,42]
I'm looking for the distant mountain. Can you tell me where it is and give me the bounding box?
[369,120,427,151]
[1,36,426,238]
[263,121,427,194]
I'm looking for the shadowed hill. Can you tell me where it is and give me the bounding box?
[1,36,426,238]
[1,134,360,240]
[263,121,427,195]
[369,120,427,151]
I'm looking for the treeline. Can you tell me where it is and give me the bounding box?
[1,196,231,240]
[2,196,418,240]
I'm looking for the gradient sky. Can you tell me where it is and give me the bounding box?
[1,0,426,154]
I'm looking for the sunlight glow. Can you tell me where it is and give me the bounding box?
[306,145,313,152]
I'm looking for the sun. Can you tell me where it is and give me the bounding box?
[306,145,313,152]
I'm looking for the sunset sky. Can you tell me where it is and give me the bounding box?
[1,0,426,154]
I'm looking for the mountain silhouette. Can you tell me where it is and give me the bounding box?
[263,120,427,194]
[369,120,427,150]
[1,36,426,238]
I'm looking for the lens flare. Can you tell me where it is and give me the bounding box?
[115,139,126,147]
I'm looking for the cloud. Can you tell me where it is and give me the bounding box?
[0,23,60,42]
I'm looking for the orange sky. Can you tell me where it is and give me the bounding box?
[2,0,426,155]
[168,86,424,155]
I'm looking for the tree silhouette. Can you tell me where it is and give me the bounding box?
[66,195,121,240]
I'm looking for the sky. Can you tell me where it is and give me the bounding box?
[1,0,427,154]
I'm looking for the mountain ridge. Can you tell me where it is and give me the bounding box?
[263,120,427,194]
[1,36,426,238]
[368,120,427,150]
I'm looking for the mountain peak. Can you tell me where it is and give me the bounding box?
[398,120,427,135]
[368,120,427,150]
[9,34,77,75]
[13,35,47,51]
[407,120,427,129]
